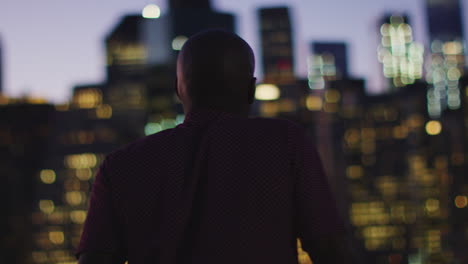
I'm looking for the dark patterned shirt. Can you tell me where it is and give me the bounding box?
[77,108,344,263]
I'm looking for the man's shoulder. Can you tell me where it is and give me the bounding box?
[106,127,176,162]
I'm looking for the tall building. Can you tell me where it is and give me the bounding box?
[308,42,349,89]
[0,101,55,264]
[0,35,3,93]
[29,84,125,263]
[425,0,465,117]
[377,14,424,91]
[426,0,464,43]
[258,7,295,85]
[445,74,468,263]
[169,0,211,9]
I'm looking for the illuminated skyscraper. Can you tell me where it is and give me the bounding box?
[377,15,424,91]
[425,0,465,117]
[258,7,295,85]
[29,84,125,263]
[308,42,349,89]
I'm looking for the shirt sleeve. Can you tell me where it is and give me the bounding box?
[75,155,126,259]
[293,125,345,241]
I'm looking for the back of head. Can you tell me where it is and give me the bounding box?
[177,30,255,110]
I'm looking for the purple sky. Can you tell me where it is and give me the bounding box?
[1,0,467,102]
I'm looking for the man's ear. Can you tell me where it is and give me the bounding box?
[247,77,257,105]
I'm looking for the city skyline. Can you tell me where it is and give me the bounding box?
[1,0,467,102]
[1,1,467,262]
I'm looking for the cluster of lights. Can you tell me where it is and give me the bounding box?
[144,115,185,135]
[378,16,424,88]
[64,153,98,169]
[426,40,464,118]
[73,88,102,109]
[108,44,148,66]
[307,54,337,89]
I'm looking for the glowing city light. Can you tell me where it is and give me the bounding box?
[49,231,65,244]
[39,200,55,214]
[142,4,161,19]
[425,120,442,135]
[455,196,468,209]
[40,169,56,184]
[172,36,188,51]
[145,123,163,136]
[306,95,323,111]
[378,16,424,88]
[255,84,280,101]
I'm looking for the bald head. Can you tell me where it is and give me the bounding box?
[176,30,256,113]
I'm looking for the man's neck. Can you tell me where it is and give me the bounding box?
[184,105,250,118]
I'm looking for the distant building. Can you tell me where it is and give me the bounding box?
[0,101,55,264]
[377,14,424,91]
[425,0,465,117]
[29,84,127,263]
[308,42,349,89]
[169,0,211,9]
[426,0,464,43]
[258,7,295,85]
[446,74,468,263]
[0,35,3,93]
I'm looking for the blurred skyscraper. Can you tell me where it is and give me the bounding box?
[0,101,54,264]
[29,84,126,263]
[426,0,464,43]
[169,0,211,9]
[258,7,295,85]
[0,36,3,93]
[425,0,465,118]
[308,42,349,89]
[377,14,424,91]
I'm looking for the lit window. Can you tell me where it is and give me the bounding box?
[425,198,439,213]
[40,169,56,184]
[64,153,98,169]
[255,84,280,101]
[324,89,340,103]
[73,88,102,109]
[346,165,363,179]
[49,231,64,245]
[306,95,323,111]
[70,210,87,224]
[425,120,442,135]
[96,104,112,119]
[39,200,55,214]
[455,196,468,208]
[260,102,279,117]
[65,191,84,206]
[76,168,93,181]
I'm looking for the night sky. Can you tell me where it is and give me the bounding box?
[1,0,467,102]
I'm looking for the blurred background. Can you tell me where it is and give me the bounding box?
[0,0,467,263]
